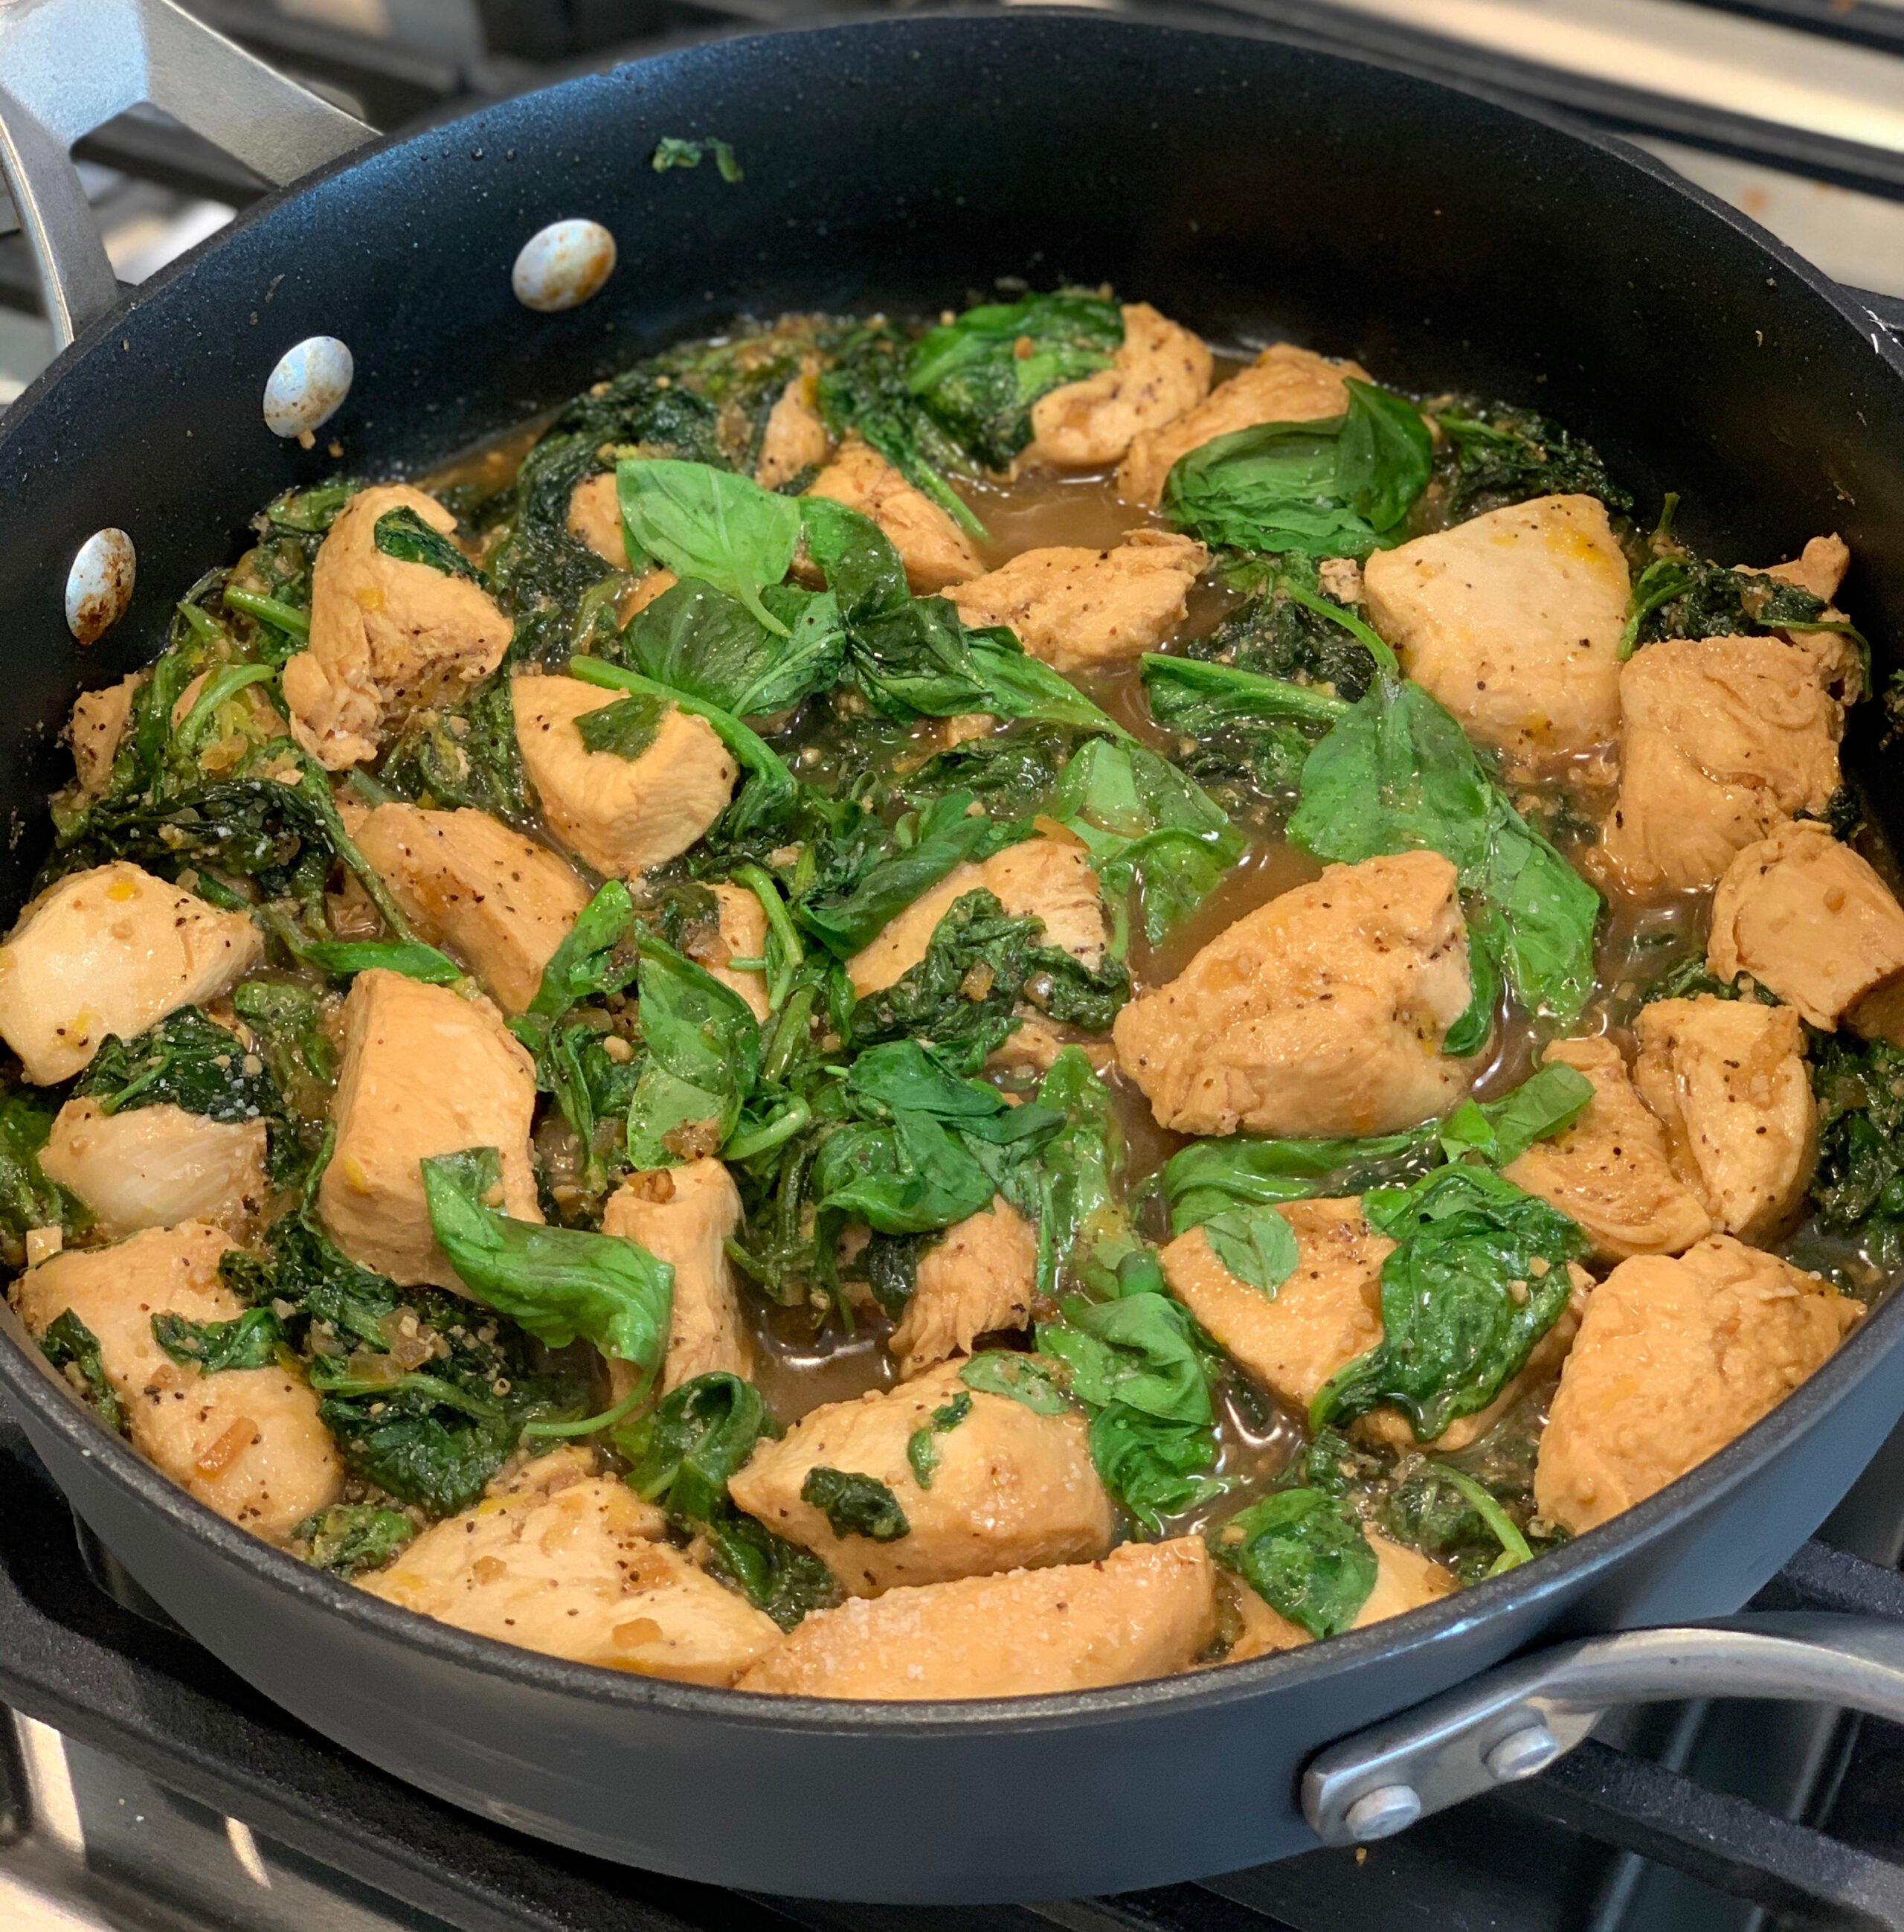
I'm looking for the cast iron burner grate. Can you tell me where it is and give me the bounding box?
[6,1400,1904,1932]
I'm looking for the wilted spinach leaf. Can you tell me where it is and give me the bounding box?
[802,1466,910,1541]
[1811,1035,1904,1267]
[76,1006,280,1122]
[651,135,743,181]
[817,323,985,538]
[38,1309,126,1434]
[1212,1488,1378,1639]
[379,675,530,824]
[617,1370,839,1628]
[373,506,481,580]
[624,931,761,1167]
[293,1502,416,1579]
[1039,1291,1224,1531]
[152,1306,283,1372]
[1165,1124,1441,1233]
[0,1091,72,1247]
[849,888,1130,1072]
[959,1349,1070,1413]
[1049,738,1245,949]
[1315,1166,1588,1442]
[1435,400,1631,525]
[620,577,845,717]
[576,691,669,763]
[1285,654,1600,1027]
[422,1146,675,1387]
[907,1390,972,1488]
[906,291,1122,471]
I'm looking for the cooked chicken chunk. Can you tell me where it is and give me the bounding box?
[14,1222,341,1539]
[361,1452,779,1684]
[283,484,512,770]
[39,1100,268,1240]
[65,673,138,802]
[755,370,833,488]
[566,472,627,565]
[1221,1529,1457,1657]
[1502,1037,1713,1262]
[319,970,541,1289]
[1114,852,1473,1137]
[1362,495,1628,768]
[1760,533,1850,604]
[512,673,737,878]
[1708,820,1904,1039]
[1164,1194,1584,1452]
[848,837,1108,997]
[1535,1236,1860,1534]
[890,1196,1037,1378]
[1117,342,1370,506]
[0,863,262,1085]
[1160,1197,1389,1413]
[804,437,982,593]
[1598,635,1848,892]
[1634,996,1815,1246]
[684,882,771,1021]
[727,1360,1113,1596]
[1023,302,1214,471]
[602,1159,752,1392]
[354,803,591,1014]
[737,1537,1215,1698]
[943,530,1208,675]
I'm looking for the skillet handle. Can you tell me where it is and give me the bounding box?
[0,0,372,349]
[1302,1611,1904,1845]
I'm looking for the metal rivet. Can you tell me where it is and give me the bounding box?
[65,528,135,644]
[1484,1721,1563,1784]
[512,219,617,313]
[1343,1784,1421,1842]
[263,336,354,440]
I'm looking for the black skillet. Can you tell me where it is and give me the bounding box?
[4,0,1904,1904]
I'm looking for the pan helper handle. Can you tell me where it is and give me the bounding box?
[0,0,371,347]
[1303,1612,1904,1845]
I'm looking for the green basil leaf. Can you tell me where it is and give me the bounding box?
[615,458,801,636]
[1437,1062,1596,1169]
[575,691,669,763]
[1203,1205,1302,1295]
[959,1350,1071,1414]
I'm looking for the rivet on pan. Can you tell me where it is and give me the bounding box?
[512,219,617,313]
[263,336,355,442]
[1342,1784,1421,1843]
[65,528,135,645]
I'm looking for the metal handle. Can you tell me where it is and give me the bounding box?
[0,0,373,348]
[1303,1611,1904,1845]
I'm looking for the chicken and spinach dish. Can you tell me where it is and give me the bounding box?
[4,292,1891,1698]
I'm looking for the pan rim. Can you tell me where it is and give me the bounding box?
[1,4,1900,1736]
